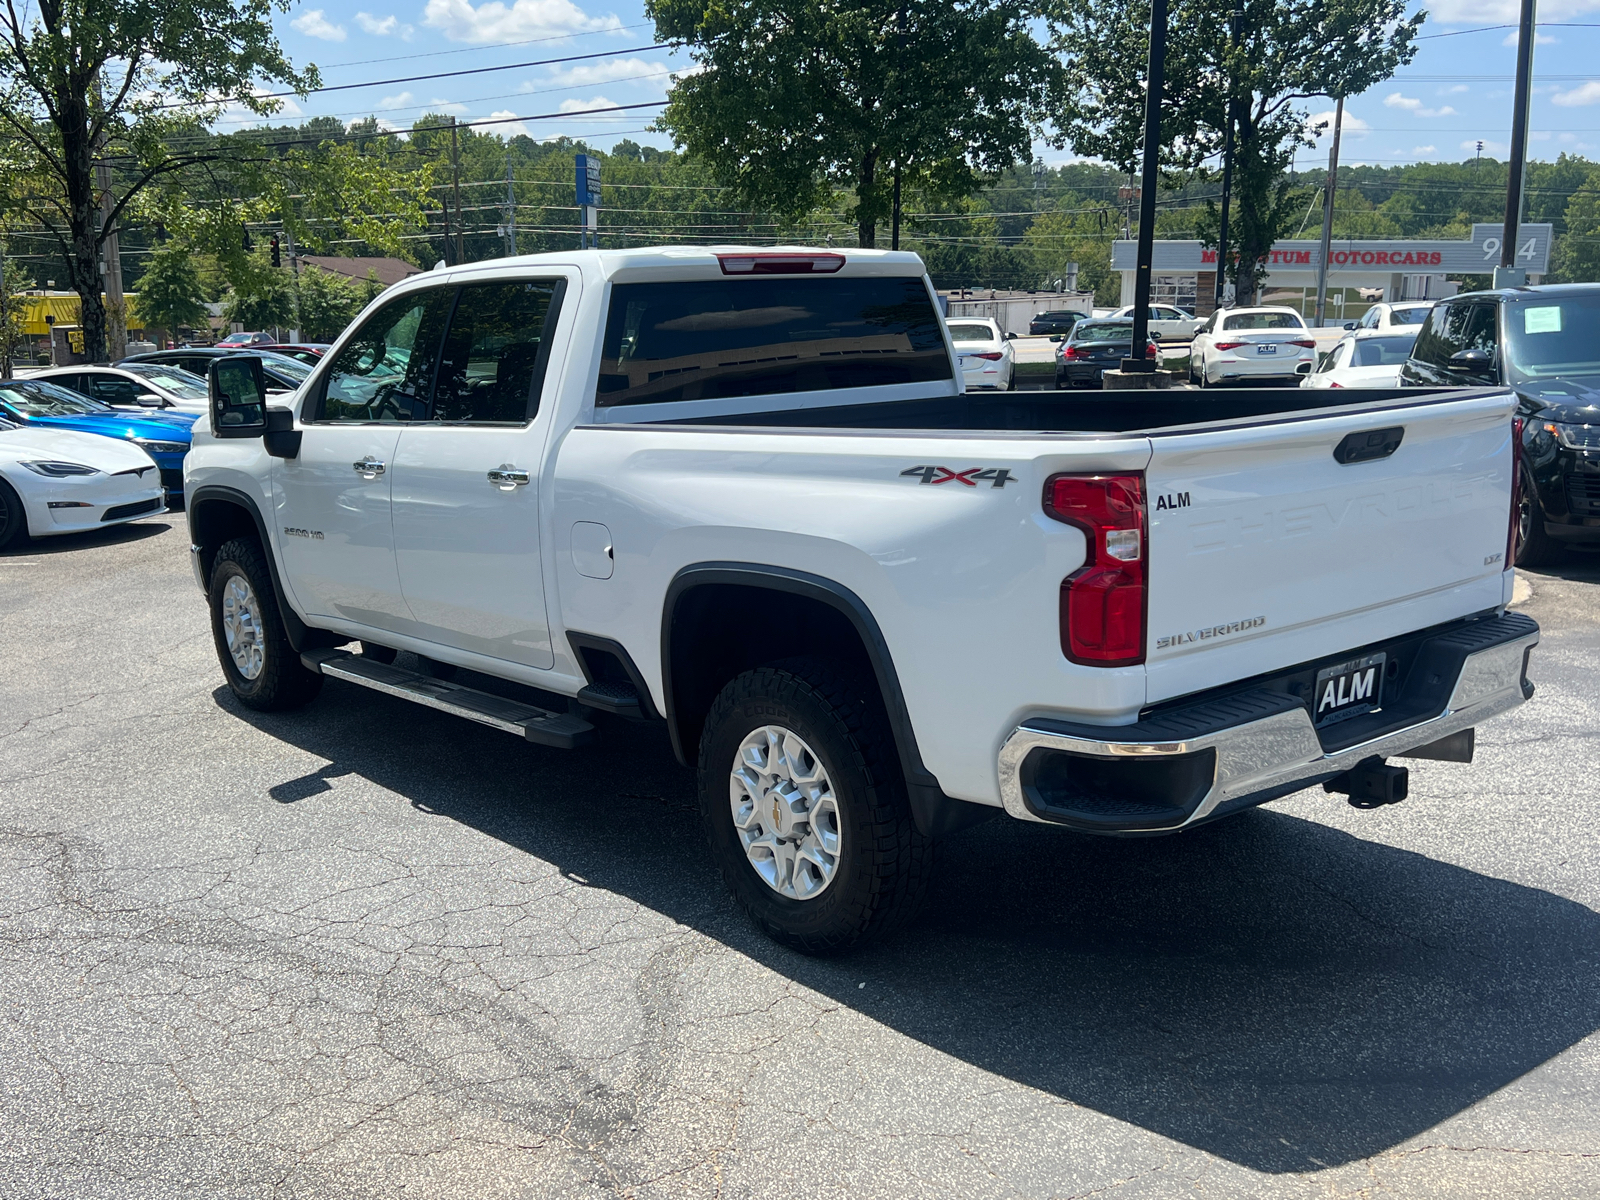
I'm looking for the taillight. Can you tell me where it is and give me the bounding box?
[1328,381,1343,388]
[1213,340,1246,351]
[717,253,845,275]
[1147,341,1160,358]
[1045,474,1147,666]
[971,351,1003,361]
[1062,344,1083,360]
[1289,339,1316,348]
[1508,415,1523,568]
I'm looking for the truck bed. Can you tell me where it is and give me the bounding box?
[661,386,1479,435]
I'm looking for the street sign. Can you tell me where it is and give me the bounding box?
[576,155,601,208]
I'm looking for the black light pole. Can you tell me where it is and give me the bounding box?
[1123,0,1168,373]
[1214,0,1242,309]
[1498,0,1536,284]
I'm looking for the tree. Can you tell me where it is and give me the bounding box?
[221,250,294,332]
[1550,173,1600,284]
[295,266,361,341]
[135,244,209,345]
[0,0,313,362]
[649,0,1060,246]
[1047,0,1423,304]
[0,243,33,378]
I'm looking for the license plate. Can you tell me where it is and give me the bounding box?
[1255,343,1279,355]
[1314,653,1386,727]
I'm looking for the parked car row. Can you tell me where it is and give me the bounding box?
[0,414,168,549]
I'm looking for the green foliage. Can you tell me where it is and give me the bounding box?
[0,246,33,375]
[0,0,315,361]
[648,0,1059,246]
[221,250,294,331]
[136,245,210,340]
[1550,174,1600,283]
[295,267,362,342]
[1047,0,1423,302]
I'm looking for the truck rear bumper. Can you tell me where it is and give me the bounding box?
[997,611,1538,834]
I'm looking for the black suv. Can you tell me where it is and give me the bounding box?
[1400,283,1600,566]
[1028,310,1083,339]
[118,348,313,394]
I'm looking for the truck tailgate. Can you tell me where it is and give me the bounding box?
[1143,390,1515,705]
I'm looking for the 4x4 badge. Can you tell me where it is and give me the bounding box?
[900,466,1016,488]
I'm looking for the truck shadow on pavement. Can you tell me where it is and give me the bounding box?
[235,678,1600,1176]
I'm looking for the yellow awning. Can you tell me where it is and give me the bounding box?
[13,294,148,337]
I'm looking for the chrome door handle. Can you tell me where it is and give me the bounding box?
[352,458,386,478]
[487,465,531,490]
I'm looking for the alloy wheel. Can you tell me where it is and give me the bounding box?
[729,725,843,901]
[221,575,265,680]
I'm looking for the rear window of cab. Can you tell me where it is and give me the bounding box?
[595,276,951,407]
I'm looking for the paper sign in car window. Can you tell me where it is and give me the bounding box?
[1524,306,1562,334]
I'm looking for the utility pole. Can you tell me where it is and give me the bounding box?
[1214,0,1243,310]
[501,150,517,258]
[0,236,10,379]
[91,82,126,362]
[891,166,902,251]
[284,224,302,342]
[451,118,465,266]
[1121,0,1167,379]
[1313,96,1344,328]
[1498,0,1537,286]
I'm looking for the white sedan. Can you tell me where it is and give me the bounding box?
[1111,303,1206,340]
[1189,306,1317,386]
[31,363,210,413]
[1346,300,1435,333]
[1301,330,1419,389]
[0,418,165,549]
[947,318,1016,390]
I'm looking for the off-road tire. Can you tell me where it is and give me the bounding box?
[698,659,933,954]
[209,537,323,711]
[1514,469,1565,569]
[0,476,27,550]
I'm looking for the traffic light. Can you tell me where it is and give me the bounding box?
[270,235,281,268]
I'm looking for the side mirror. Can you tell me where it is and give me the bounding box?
[136,395,163,408]
[1005,332,1017,341]
[1343,322,1357,330]
[209,356,268,438]
[1150,330,1163,340]
[1448,348,1495,375]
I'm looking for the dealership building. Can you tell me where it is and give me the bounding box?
[1111,222,1553,318]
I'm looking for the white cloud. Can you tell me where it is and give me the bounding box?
[422,0,622,44]
[1382,92,1456,117]
[426,97,470,114]
[1440,84,1469,95]
[541,57,664,88]
[1531,129,1552,140]
[1425,0,1600,20]
[1305,109,1371,149]
[1553,80,1600,106]
[558,95,627,119]
[215,91,304,131]
[1413,144,1438,155]
[487,109,533,136]
[356,11,399,34]
[379,91,416,108]
[291,8,347,40]
[1501,30,1559,44]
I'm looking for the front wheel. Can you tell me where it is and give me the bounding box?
[0,476,27,550]
[1515,469,1565,568]
[698,661,932,954]
[209,538,323,711]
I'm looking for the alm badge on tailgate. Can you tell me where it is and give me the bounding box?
[1314,652,1386,726]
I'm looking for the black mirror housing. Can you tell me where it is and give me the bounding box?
[209,356,269,438]
[1343,322,1357,330]
[1448,348,1495,375]
[263,406,302,459]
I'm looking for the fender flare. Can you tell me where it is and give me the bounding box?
[187,484,339,655]
[662,562,989,837]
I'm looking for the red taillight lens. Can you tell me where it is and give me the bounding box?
[1045,474,1147,666]
[1213,340,1246,351]
[1062,344,1083,360]
[717,253,845,275]
[1147,341,1160,358]
[1508,416,1523,567]
[1289,339,1316,348]
[971,351,1004,361]
[1328,381,1343,388]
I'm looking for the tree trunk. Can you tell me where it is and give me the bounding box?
[1230,107,1268,308]
[857,152,878,248]
[58,92,107,363]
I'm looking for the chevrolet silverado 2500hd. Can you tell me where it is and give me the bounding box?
[185,247,1539,952]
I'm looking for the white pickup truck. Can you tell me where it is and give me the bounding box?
[185,247,1539,952]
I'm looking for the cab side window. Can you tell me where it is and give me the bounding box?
[317,289,454,423]
[1411,303,1469,367]
[87,374,152,406]
[429,280,562,423]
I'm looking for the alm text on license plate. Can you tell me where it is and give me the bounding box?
[1255,343,1278,355]
[1314,652,1386,727]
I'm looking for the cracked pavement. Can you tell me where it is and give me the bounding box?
[1,519,1597,1199]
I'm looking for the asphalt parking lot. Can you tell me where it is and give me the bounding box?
[2,519,1598,1199]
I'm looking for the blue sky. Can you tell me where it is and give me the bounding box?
[243,0,1600,168]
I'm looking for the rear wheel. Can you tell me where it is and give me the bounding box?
[209,538,323,711]
[698,660,932,954]
[0,476,27,550]
[1515,469,1565,569]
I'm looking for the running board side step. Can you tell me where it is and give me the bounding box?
[301,649,596,749]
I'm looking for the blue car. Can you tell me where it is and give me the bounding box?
[0,378,197,507]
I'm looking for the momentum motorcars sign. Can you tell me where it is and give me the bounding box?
[1111,223,1552,275]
